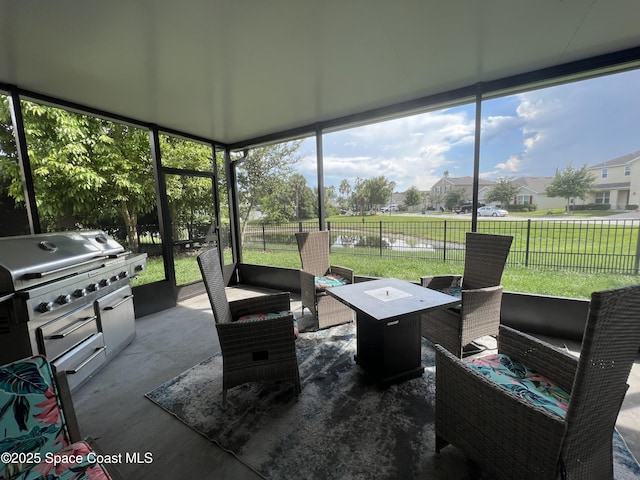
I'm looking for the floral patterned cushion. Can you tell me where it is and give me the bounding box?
[468,353,570,419]
[20,441,112,480]
[0,355,113,480]
[237,311,298,338]
[314,274,348,292]
[437,286,462,298]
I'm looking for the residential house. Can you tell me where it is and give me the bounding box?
[586,151,640,209]
[429,176,495,208]
[513,177,565,210]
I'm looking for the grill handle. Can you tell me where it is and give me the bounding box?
[47,316,97,339]
[65,346,107,374]
[23,259,106,279]
[103,295,133,311]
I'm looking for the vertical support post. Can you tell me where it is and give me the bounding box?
[226,148,242,263]
[316,125,325,231]
[471,83,483,233]
[8,88,40,233]
[149,125,176,288]
[379,221,383,256]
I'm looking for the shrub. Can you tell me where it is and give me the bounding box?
[506,204,538,212]
[572,203,610,211]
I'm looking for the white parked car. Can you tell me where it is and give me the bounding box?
[477,206,508,217]
[381,204,398,213]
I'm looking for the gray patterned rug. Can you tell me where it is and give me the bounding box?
[145,322,640,480]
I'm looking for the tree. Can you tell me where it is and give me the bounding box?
[362,176,395,209]
[235,140,303,232]
[404,186,422,210]
[485,176,520,207]
[338,179,352,211]
[0,99,158,251]
[444,189,466,211]
[545,164,596,212]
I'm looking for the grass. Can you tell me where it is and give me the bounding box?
[131,250,638,299]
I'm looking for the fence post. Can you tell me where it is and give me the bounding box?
[262,224,266,251]
[525,219,531,267]
[379,221,383,257]
[634,220,640,275]
[443,220,447,262]
[328,221,331,254]
[298,221,303,232]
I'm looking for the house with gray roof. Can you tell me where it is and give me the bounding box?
[586,151,640,209]
[428,176,495,208]
[512,176,565,210]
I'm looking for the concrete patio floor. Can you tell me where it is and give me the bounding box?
[71,290,640,479]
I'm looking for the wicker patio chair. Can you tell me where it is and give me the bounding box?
[435,283,640,480]
[197,248,301,405]
[295,230,355,330]
[420,232,513,357]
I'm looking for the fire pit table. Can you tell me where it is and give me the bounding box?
[327,277,459,385]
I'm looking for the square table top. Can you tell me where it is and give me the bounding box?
[326,277,459,322]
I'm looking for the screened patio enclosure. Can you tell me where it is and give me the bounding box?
[1,1,640,315]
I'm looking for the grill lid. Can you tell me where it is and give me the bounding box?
[0,231,125,292]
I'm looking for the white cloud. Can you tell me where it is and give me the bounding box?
[297,69,640,191]
[495,155,521,172]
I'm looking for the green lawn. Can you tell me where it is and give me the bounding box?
[130,211,639,296]
[132,250,638,300]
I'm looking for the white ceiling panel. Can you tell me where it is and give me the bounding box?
[0,0,639,145]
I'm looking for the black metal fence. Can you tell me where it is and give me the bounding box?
[240,219,640,275]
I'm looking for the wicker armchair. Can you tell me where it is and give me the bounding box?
[197,248,301,405]
[435,284,640,480]
[295,230,355,330]
[421,232,513,357]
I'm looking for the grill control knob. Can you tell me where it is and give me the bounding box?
[119,271,128,278]
[37,302,54,313]
[88,283,100,292]
[100,278,111,287]
[111,274,120,282]
[56,294,72,305]
[74,288,88,298]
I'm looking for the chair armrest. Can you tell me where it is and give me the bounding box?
[330,265,354,283]
[229,292,291,319]
[498,325,578,393]
[299,269,317,301]
[421,275,462,290]
[460,285,503,314]
[457,285,503,343]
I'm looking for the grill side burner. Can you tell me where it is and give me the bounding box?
[0,231,146,391]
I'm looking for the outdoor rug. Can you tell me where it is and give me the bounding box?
[145,322,640,480]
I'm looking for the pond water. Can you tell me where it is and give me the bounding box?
[332,234,436,251]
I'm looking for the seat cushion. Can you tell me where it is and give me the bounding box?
[467,353,570,419]
[437,286,461,298]
[314,274,348,291]
[236,310,298,338]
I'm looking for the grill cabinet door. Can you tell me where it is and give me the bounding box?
[96,285,135,360]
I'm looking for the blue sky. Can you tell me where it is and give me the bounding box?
[297,68,640,193]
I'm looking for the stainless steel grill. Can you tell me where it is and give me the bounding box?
[0,230,146,390]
